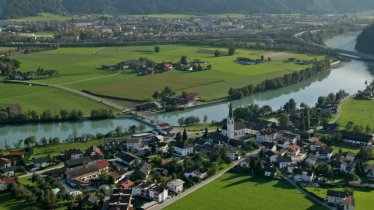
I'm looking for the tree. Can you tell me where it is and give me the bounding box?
[228,47,236,56]
[203,115,208,123]
[203,127,208,138]
[345,121,354,131]
[139,124,146,132]
[175,132,182,142]
[154,46,160,53]
[182,129,188,141]
[268,57,272,62]
[152,91,160,100]
[214,50,220,57]
[260,55,265,61]
[180,56,188,65]
[279,113,290,127]
[358,147,373,161]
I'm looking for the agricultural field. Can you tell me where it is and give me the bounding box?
[338,98,374,127]
[0,192,37,210]
[14,45,322,102]
[304,186,374,210]
[6,13,84,22]
[166,173,325,210]
[0,82,112,115]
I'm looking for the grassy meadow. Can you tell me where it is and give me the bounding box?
[0,82,112,115]
[338,98,374,127]
[14,45,321,102]
[166,173,325,210]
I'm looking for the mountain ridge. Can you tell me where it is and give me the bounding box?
[1,0,374,19]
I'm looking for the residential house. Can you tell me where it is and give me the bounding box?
[264,165,277,177]
[66,159,110,187]
[184,169,208,180]
[0,177,14,191]
[293,168,314,182]
[227,150,241,161]
[287,144,301,156]
[85,146,104,159]
[0,166,18,177]
[110,169,130,184]
[309,139,327,151]
[115,152,141,166]
[315,147,333,160]
[155,142,169,154]
[174,142,194,156]
[132,181,155,197]
[107,188,133,210]
[63,149,83,160]
[31,156,53,170]
[124,138,144,150]
[343,197,355,210]
[139,163,152,179]
[256,128,278,143]
[327,190,348,206]
[149,185,168,203]
[167,179,185,194]
[262,142,277,152]
[0,157,11,168]
[65,156,98,168]
[365,165,374,180]
[8,151,25,159]
[278,155,292,169]
[342,131,373,146]
[136,102,161,112]
[239,158,251,168]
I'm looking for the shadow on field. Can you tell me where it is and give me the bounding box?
[273,180,295,190]
[222,175,272,189]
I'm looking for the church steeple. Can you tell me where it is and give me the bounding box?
[227,103,235,139]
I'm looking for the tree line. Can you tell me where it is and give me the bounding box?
[0,108,115,125]
[228,59,331,100]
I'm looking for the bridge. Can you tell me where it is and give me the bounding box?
[294,31,374,62]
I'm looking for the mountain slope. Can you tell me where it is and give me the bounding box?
[1,0,374,19]
[356,23,374,55]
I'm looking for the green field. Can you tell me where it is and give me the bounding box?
[129,13,196,19]
[0,192,37,210]
[338,98,374,127]
[6,13,83,22]
[166,173,325,210]
[304,186,374,210]
[0,82,112,115]
[14,45,321,102]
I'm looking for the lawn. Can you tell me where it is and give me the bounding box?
[6,13,83,22]
[304,186,374,210]
[0,192,38,210]
[0,82,113,115]
[14,45,322,102]
[166,173,326,210]
[331,143,360,154]
[338,98,374,127]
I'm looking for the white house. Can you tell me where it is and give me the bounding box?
[174,142,194,156]
[0,158,11,168]
[256,128,278,143]
[278,156,292,169]
[149,185,168,203]
[293,169,314,182]
[167,179,185,194]
[184,170,208,180]
[132,181,155,197]
[316,147,333,160]
[327,190,347,206]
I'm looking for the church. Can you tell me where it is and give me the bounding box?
[222,103,247,140]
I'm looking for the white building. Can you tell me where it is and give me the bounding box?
[222,103,247,140]
[167,179,185,194]
[174,142,194,156]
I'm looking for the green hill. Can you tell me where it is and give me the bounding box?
[356,23,374,54]
[2,0,374,19]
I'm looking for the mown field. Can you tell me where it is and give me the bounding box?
[14,45,322,102]
[304,186,374,210]
[166,173,325,210]
[0,82,112,115]
[338,98,374,127]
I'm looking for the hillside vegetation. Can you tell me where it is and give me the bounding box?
[356,23,374,54]
[2,0,374,19]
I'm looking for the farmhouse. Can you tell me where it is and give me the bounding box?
[66,159,110,187]
[341,131,373,146]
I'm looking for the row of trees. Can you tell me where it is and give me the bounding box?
[233,104,273,120]
[316,90,349,108]
[345,121,374,134]
[228,59,331,100]
[178,116,201,126]
[0,108,115,124]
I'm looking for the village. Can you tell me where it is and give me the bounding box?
[1,92,374,210]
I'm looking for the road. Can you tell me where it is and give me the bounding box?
[151,148,262,210]
[329,95,355,124]
[19,164,64,178]
[283,177,334,210]
[6,80,128,111]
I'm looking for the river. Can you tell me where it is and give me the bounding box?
[1,32,373,146]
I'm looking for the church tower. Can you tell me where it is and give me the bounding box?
[227,103,235,139]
